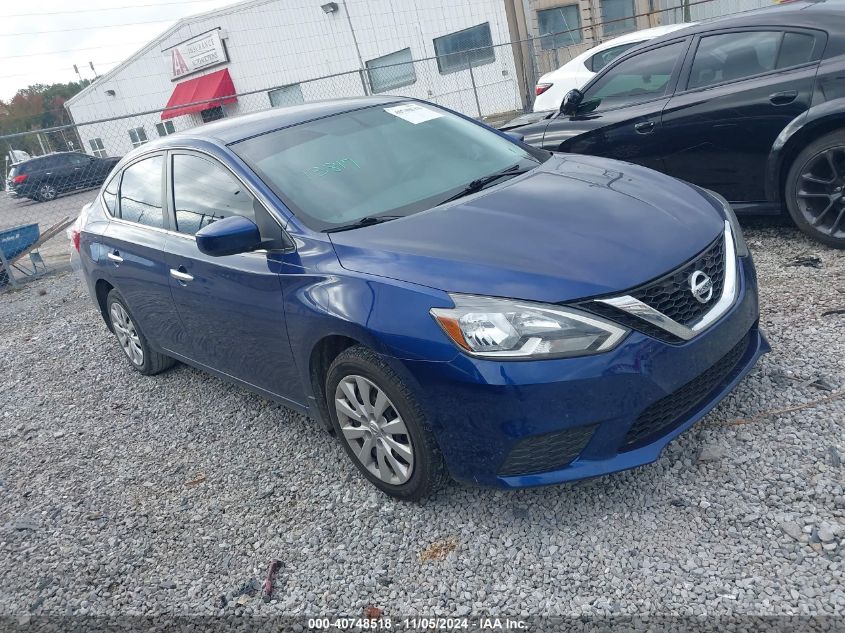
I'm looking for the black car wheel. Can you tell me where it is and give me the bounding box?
[786,131,845,248]
[106,289,175,375]
[325,345,448,501]
[36,183,57,202]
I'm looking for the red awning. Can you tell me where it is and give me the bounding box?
[161,68,237,120]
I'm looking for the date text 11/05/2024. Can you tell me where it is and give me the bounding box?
[307,617,528,630]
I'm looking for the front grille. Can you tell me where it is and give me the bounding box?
[498,424,597,476]
[631,236,726,326]
[582,300,684,345]
[623,331,751,449]
[577,234,726,343]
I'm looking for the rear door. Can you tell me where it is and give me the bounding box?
[101,154,184,350]
[660,28,824,202]
[548,38,691,172]
[163,150,302,403]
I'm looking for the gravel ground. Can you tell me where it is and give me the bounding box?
[0,219,844,623]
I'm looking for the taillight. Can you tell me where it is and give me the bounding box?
[13,174,27,184]
[71,229,81,252]
[535,83,553,96]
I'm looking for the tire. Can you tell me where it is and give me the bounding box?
[106,289,175,375]
[785,130,845,248]
[35,183,57,202]
[326,345,448,501]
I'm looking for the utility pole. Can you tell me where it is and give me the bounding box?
[340,0,369,96]
[89,61,100,79]
[73,64,84,82]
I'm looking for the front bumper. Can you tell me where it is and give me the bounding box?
[392,256,767,488]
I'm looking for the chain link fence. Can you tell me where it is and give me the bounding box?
[0,0,770,288]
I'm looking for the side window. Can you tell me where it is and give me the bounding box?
[102,173,119,216]
[118,156,164,228]
[171,154,255,236]
[588,41,642,72]
[584,41,686,112]
[688,31,784,90]
[777,32,819,69]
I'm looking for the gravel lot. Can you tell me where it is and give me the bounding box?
[1,219,843,622]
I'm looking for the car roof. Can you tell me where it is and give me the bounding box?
[542,22,695,80]
[593,23,695,48]
[153,96,406,147]
[645,0,845,46]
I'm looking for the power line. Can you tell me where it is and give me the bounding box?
[3,41,151,60]
[0,61,123,81]
[0,17,180,37]
[0,0,215,19]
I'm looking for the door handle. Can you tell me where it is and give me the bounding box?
[634,121,656,134]
[769,90,798,105]
[170,267,194,283]
[107,251,123,263]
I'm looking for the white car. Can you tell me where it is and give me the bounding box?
[532,23,696,112]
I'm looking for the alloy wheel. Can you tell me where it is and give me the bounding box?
[38,184,57,201]
[110,302,144,366]
[795,147,845,239]
[334,375,414,485]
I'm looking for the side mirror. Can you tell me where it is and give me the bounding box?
[505,131,525,143]
[196,215,262,257]
[561,89,584,116]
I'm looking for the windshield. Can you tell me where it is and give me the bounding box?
[232,102,547,230]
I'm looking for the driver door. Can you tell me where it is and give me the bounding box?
[162,150,303,403]
[546,38,691,172]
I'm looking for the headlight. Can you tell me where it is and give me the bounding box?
[707,189,749,257]
[430,294,628,360]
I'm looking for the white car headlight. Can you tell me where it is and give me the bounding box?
[430,294,628,360]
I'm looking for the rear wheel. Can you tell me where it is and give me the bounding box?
[106,289,175,375]
[785,130,845,248]
[36,183,57,202]
[326,346,447,501]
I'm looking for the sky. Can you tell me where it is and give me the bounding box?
[0,0,237,101]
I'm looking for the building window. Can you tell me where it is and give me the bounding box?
[200,106,225,123]
[538,6,583,50]
[601,0,636,36]
[155,121,176,137]
[268,84,305,108]
[128,127,148,148]
[366,48,417,93]
[433,23,495,74]
[89,138,107,158]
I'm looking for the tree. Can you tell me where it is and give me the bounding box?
[0,80,91,155]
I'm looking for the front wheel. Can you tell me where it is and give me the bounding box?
[785,131,845,248]
[326,346,447,501]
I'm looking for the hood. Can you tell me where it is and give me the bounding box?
[329,154,725,303]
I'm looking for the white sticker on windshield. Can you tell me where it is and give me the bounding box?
[384,103,443,125]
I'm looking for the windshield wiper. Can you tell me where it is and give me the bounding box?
[438,163,533,205]
[324,215,403,233]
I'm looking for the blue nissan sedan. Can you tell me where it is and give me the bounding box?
[73,97,768,500]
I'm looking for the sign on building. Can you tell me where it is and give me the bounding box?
[168,30,228,80]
